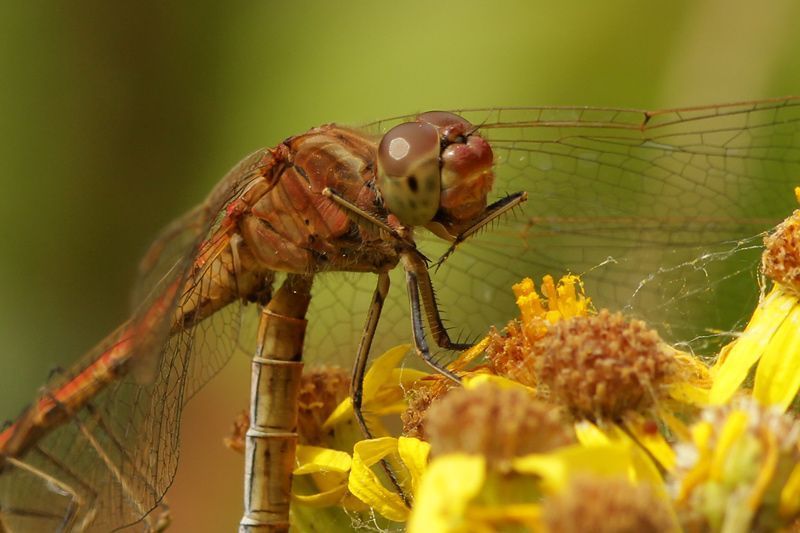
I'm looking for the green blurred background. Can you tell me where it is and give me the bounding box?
[1,0,798,530]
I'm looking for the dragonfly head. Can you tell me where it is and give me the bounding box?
[377,111,494,236]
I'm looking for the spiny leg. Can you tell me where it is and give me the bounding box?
[350,272,390,439]
[350,272,410,505]
[402,252,461,384]
[434,191,527,267]
[324,185,514,356]
[402,250,471,352]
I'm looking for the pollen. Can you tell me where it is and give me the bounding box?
[297,366,351,446]
[487,321,538,386]
[422,383,574,470]
[535,310,677,421]
[401,378,455,439]
[762,200,800,293]
[543,476,676,533]
[488,275,592,387]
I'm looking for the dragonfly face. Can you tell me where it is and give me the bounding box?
[377,111,495,235]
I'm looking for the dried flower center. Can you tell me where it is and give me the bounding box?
[422,383,574,470]
[297,366,351,446]
[401,379,455,439]
[543,476,676,533]
[763,207,800,293]
[535,309,677,420]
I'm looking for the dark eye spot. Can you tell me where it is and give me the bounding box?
[304,219,310,225]
[407,175,418,192]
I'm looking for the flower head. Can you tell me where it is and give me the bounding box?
[423,383,574,470]
[711,189,800,409]
[543,475,678,533]
[671,398,800,531]
[762,188,800,294]
[535,309,679,421]
[488,275,591,386]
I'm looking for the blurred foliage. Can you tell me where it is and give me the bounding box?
[1,0,799,530]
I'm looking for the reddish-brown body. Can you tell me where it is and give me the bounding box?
[0,125,396,463]
[236,125,399,275]
[0,124,406,532]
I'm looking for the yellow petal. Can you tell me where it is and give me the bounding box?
[293,483,349,506]
[710,409,749,481]
[323,345,415,429]
[322,397,353,429]
[623,415,677,472]
[512,444,635,491]
[467,503,542,527]
[397,436,430,493]
[753,301,800,409]
[292,446,351,507]
[348,437,409,522]
[667,382,710,406]
[391,367,429,387]
[658,409,692,443]
[407,454,486,533]
[692,421,714,451]
[294,445,351,476]
[463,373,535,393]
[573,420,611,446]
[779,462,800,517]
[710,287,797,404]
[449,336,491,372]
[364,345,412,400]
[601,423,668,491]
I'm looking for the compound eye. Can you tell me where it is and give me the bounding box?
[377,121,442,227]
[417,111,472,131]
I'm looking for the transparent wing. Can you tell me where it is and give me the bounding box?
[0,149,276,531]
[305,98,800,372]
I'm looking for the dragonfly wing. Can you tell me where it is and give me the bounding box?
[0,149,279,531]
[424,98,800,354]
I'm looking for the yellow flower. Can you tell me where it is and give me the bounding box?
[486,277,711,473]
[711,189,800,410]
[324,344,428,435]
[300,273,715,529]
[407,434,673,532]
[404,381,673,532]
[670,399,800,532]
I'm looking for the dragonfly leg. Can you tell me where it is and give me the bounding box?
[402,253,461,384]
[350,272,390,439]
[240,274,313,533]
[350,272,412,506]
[434,191,527,268]
[322,187,403,241]
[403,250,472,352]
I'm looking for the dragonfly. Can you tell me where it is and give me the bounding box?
[1,98,800,532]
